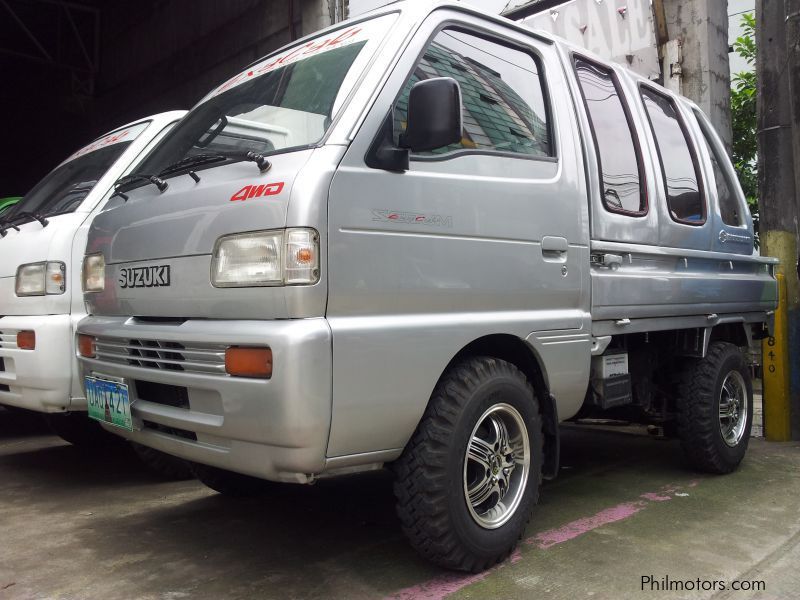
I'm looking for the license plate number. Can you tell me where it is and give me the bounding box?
[85,376,133,431]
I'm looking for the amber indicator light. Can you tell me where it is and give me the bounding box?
[78,334,96,358]
[17,331,36,350]
[225,347,273,378]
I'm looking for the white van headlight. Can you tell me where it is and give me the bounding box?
[82,254,106,292]
[15,261,66,296]
[212,228,319,287]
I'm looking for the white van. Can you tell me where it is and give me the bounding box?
[0,112,190,474]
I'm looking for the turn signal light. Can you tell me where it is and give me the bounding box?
[225,347,272,378]
[78,334,97,358]
[17,331,35,350]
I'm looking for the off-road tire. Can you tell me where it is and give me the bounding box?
[44,412,119,448]
[393,356,544,572]
[676,341,753,474]
[131,443,194,480]
[190,462,275,498]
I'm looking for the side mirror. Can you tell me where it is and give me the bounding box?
[401,77,462,153]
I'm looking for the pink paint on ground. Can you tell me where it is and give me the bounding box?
[386,482,699,599]
[641,492,672,502]
[527,501,647,549]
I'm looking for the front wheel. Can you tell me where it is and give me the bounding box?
[393,357,543,572]
[676,341,753,474]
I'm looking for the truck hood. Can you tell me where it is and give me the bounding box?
[89,151,307,262]
[0,213,88,316]
[84,149,317,320]
[0,213,87,279]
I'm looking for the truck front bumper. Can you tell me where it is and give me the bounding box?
[76,316,332,483]
[0,314,79,413]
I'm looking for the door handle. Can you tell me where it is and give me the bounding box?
[541,236,568,262]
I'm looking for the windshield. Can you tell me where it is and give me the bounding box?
[5,122,148,221]
[135,15,394,180]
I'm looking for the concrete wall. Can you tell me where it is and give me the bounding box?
[303,0,349,36]
[663,0,732,149]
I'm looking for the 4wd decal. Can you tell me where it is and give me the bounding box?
[230,182,285,202]
[119,265,171,289]
[372,209,453,228]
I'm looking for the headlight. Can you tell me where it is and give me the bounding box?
[82,253,105,292]
[15,261,66,296]
[211,228,319,287]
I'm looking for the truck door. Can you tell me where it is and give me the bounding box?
[325,12,591,459]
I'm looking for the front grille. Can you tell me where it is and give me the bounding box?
[94,336,227,376]
[0,330,18,350]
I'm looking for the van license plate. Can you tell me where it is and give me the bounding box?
[85,376,133,431]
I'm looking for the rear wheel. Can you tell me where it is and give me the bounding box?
[676,342,753,474]
[393,356,543,572]
[131,443,194,480]
[190,463,275,498]
[43,412,118,448]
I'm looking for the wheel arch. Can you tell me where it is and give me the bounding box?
[445,334,560,480]
[709,322,751,349]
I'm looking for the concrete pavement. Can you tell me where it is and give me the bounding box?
[1,409,798,600]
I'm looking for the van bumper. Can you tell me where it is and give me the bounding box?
[0,314,78,413]
[76,316,332,483]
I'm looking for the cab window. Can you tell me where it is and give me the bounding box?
[574,56,646,215]
[394,29,552,159]
[641,87,705,225]
[694,111,742,226]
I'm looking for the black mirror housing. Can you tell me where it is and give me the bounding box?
[401,77,462,153]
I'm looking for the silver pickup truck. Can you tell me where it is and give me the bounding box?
[76,1,777,572]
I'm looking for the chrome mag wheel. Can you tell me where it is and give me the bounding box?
[463,403,530,529]
[719,370,748,447]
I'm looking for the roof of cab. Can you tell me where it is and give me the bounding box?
[241,0,697,116]
[358,1,699,111]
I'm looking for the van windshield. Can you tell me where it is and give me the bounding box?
[5,122,147,222]
[136,16,394,180]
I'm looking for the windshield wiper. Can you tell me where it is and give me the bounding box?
[157,150,272,182]
[17,211,49,227]
[0,219,19,237]
[110,174,169,201]
[157,153,229,181]
[234,150,272,173]
[0,211,49,237]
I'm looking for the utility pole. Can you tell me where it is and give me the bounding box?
[786,0,800,439]
[757,0,799,440]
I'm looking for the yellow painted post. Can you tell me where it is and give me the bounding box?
[762,273,792,441]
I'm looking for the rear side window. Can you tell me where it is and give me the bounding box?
[695,112,742,226]
[574,57,646,215]
[641,87,705,224]
[394,29,552,158]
